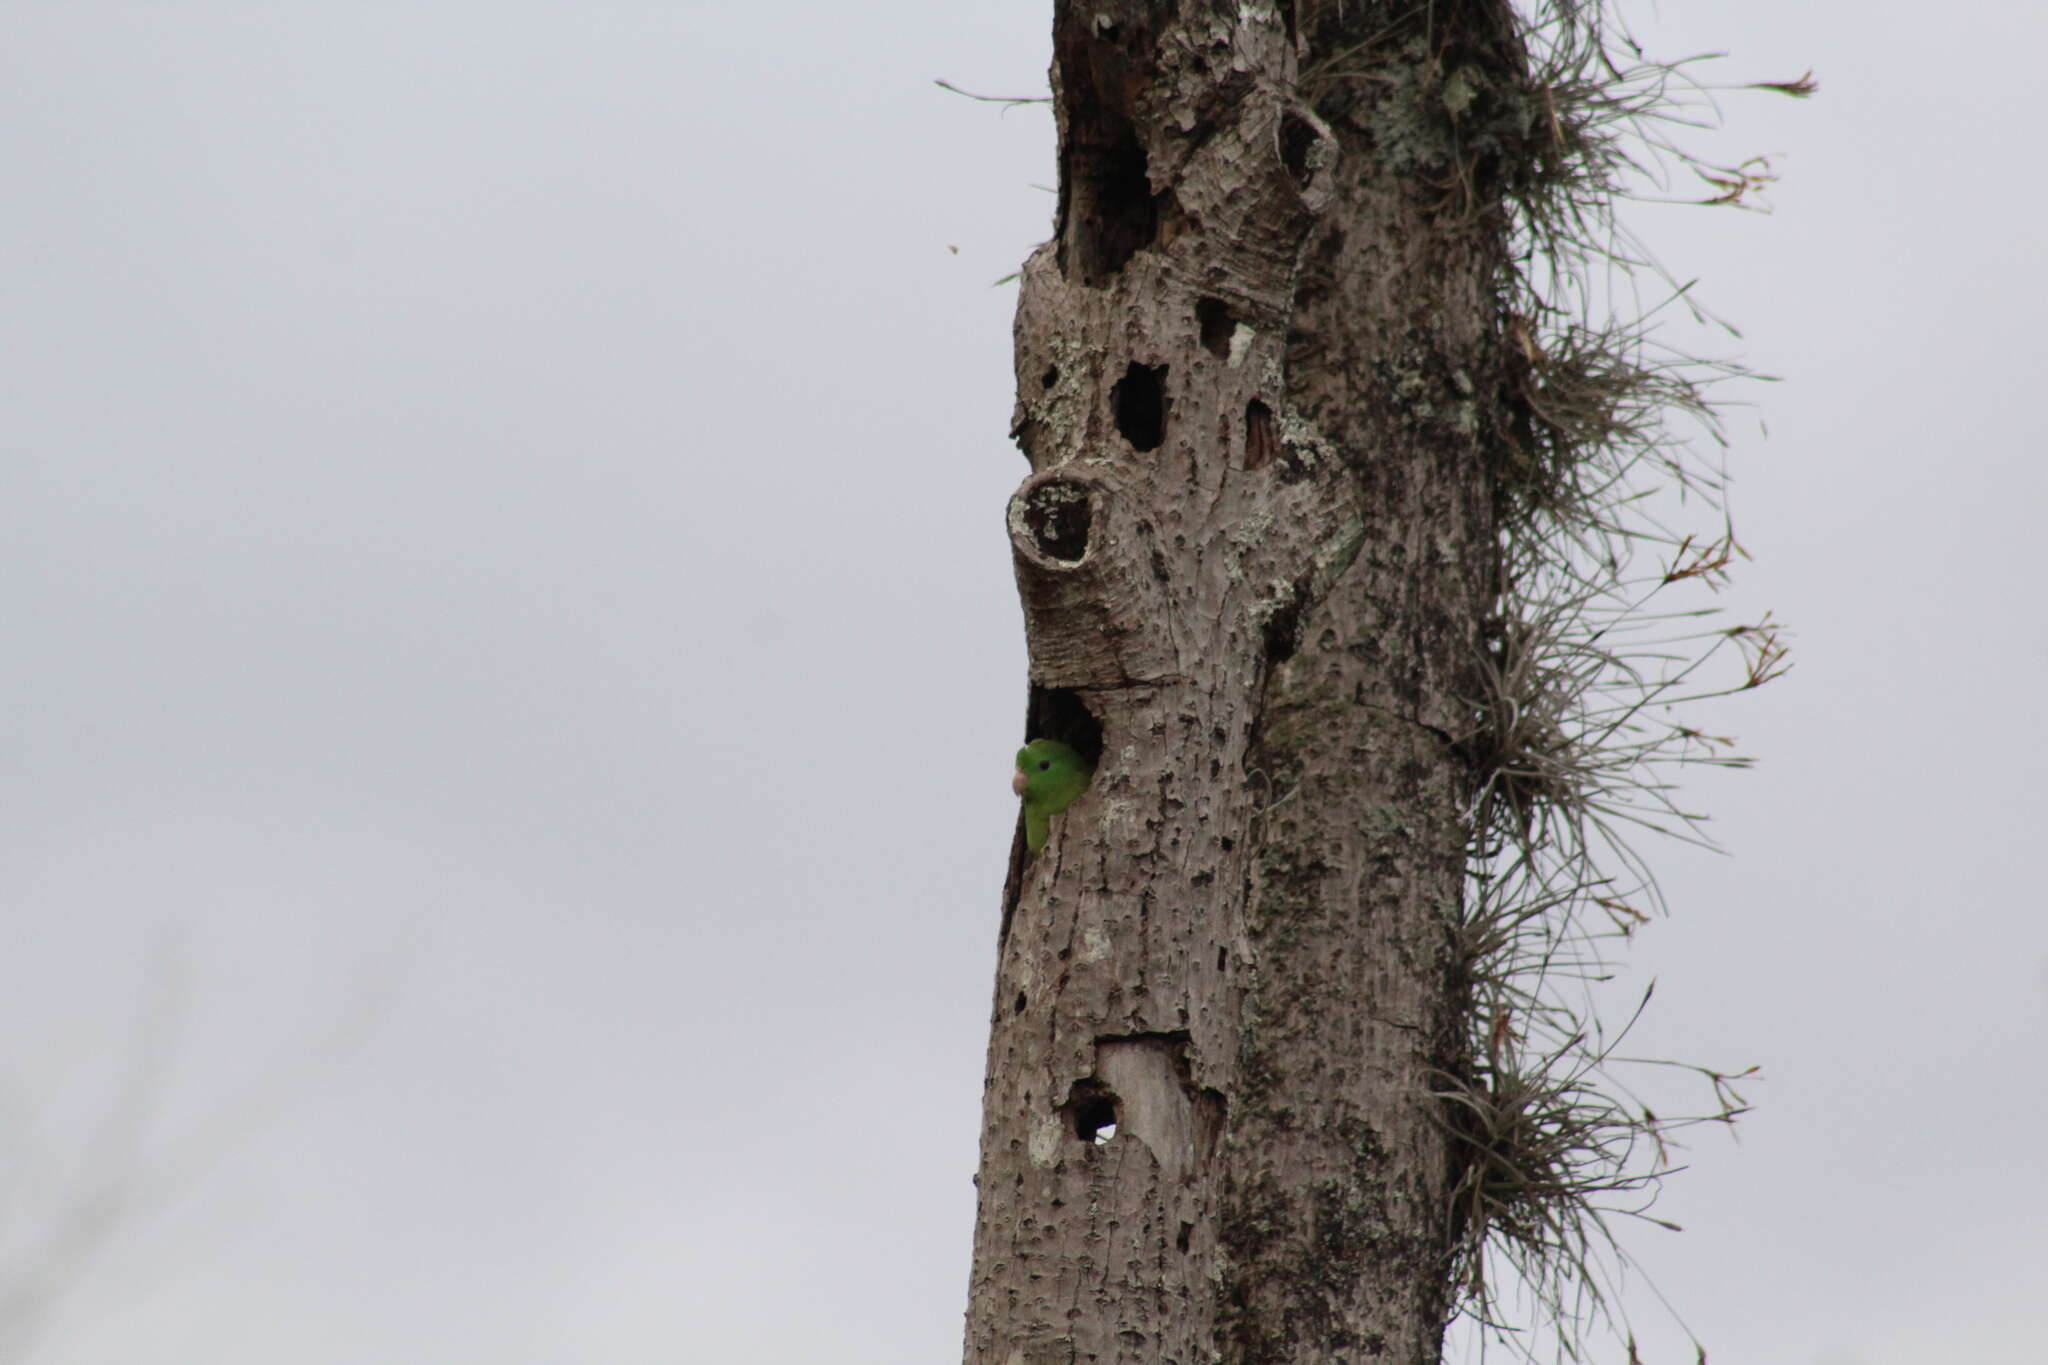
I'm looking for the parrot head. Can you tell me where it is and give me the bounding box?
[1014,739,1092,854]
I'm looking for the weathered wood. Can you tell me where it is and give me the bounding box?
[967,5,1518,1361]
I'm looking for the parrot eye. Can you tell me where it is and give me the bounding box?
[1038,760,1051,771]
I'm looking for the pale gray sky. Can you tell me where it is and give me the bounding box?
[0,3,2039,1363]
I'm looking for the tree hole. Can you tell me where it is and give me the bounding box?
[1076,1099,1118,1144]
[1262,578,1308,666]
[1026,687,1104,772]
[1041,365,1059,390]
[1021,480,1093,562]
[1112,362,1168,451]
[1196,298,1235,359]
[1278,111,1322,188]
[1053,8,1159,284]
[1177,1221,1194,1254]
[1061,1076,1121,1145]
[1244,398,1278,471]
[1063,126,1157,284]
[1014,992,1028,1016]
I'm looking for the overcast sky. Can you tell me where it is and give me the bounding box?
[0,2,2040,1363]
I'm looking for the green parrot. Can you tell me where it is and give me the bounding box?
[1013,739,1092,856]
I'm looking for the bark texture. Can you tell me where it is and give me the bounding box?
[968,5,1525,1362]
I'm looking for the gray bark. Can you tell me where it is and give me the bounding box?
[968,4,1519,1361]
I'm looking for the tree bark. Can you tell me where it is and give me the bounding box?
[968,5,1520,1362]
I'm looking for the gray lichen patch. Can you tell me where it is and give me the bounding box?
[1272,406,1334,470]
[1029,332,1092,459]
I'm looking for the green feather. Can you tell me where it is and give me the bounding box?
[1016,739,1092,856]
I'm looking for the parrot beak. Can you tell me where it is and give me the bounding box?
[1011,768,1028,797]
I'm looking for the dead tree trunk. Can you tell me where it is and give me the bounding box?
[968,4,1527,1362]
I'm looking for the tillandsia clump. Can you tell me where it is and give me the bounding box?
[1304,1,1806,1359]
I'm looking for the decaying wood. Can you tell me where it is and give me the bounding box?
[968,4,1523,1361]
